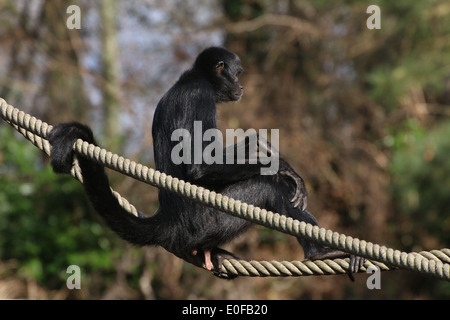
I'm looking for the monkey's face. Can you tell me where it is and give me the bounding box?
[230,72,244,101]
[193,47,245,103]
[214,59,244,103]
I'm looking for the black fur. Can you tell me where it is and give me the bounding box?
[48,47,364,279]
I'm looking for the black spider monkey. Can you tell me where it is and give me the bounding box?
[48,47,364,279]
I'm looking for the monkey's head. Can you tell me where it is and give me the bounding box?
[194,47,244,103]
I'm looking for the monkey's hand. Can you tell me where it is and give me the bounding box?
[48,122,96,174]
[255,136,307,209]
[278,159,308,211]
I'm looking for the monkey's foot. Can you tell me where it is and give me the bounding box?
[192,249,213,271]
[308,249,366,281]
[193,248,239,279]
[203,250,214,271]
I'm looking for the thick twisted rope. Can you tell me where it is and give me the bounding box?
[1,98,449,280]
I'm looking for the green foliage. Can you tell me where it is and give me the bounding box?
[390,120,450,247]
[0,126,119,287]
[366,0,450,110]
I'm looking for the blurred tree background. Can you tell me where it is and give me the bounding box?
[0,0,449,299]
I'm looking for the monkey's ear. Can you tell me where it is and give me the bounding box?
[215,61,224,75]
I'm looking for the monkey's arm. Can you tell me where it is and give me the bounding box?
[187,134,263,186]
[189,133,307,209]
[186,133,301,190]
